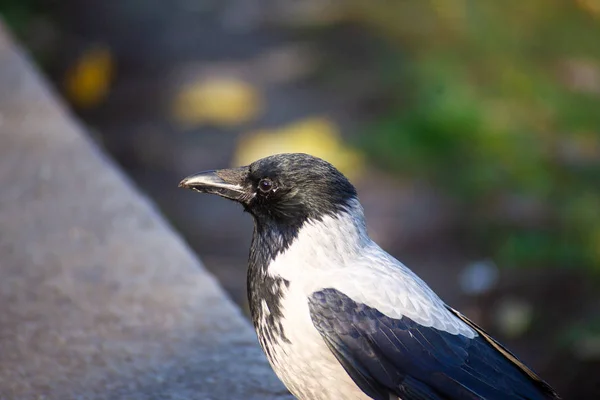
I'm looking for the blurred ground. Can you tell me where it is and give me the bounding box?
[0,29,289,398]
[2,0,600,398]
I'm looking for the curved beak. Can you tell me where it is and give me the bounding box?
[179,167,248,202]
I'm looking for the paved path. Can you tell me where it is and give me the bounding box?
[0,23,290,400]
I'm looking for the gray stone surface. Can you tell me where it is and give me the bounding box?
[0,23,290,400]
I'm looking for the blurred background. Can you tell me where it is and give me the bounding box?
[2,0,599,397]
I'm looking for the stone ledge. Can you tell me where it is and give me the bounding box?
[0,22,290,400]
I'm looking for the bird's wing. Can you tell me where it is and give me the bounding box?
[308,288,559,400]
[446,306,558,397]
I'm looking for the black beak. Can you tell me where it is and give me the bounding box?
[179,167,248,202]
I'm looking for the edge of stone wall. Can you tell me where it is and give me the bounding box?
[0,21,289,400]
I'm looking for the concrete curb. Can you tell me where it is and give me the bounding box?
[0,22,290,400]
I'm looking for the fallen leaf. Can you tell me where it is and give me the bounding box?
[64,45,114,109]
[233,117,365,180]
[171,76,262,128]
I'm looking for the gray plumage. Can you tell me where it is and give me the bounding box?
[180,153,559,400]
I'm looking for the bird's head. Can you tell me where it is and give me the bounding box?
[179,153,358,229]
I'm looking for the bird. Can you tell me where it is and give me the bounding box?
[179,153,560,400]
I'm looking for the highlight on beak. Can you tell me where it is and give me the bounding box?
[178,168,247,201]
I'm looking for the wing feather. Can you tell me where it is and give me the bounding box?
[309,288,560,400]
[447,306,559,398]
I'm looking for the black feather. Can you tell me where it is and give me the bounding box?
[309,288,559,400]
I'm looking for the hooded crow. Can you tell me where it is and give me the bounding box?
[179,153,560,400]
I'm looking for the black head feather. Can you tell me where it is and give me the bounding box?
[180,153,359,345]
[245,153,357,228]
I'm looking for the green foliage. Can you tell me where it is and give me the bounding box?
[356,0,600,271]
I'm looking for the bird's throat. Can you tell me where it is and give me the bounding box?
[247,221,297,346]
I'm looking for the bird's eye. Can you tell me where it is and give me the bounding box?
[258,178,274,193]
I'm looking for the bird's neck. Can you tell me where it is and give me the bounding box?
[246,199,369,346]
[246,199,369,327]
[246,219,298,338]
[248,198,368,277]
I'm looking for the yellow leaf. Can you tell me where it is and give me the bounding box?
[64,45,114,109]
[233,117,365,181]
[171,77,262,128]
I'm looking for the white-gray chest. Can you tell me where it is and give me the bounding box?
[256,283,372,400]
